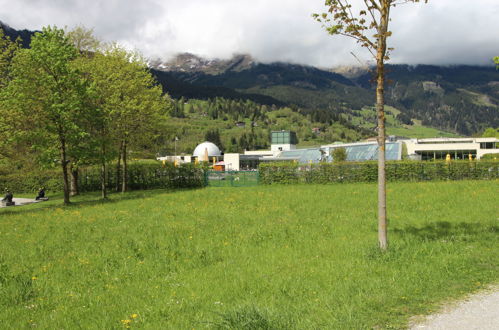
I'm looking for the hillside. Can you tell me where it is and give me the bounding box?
[161,54,499,136]
[156,98,372,156]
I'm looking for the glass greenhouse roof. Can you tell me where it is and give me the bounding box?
[279,148,324,163]
[340,142,401,161]
[267,142,402,164]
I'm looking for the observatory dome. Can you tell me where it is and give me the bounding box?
[193,141,221,158]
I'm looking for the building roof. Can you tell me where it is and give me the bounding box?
[193,141,221,158]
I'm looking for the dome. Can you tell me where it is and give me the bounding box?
[193,141,221,159]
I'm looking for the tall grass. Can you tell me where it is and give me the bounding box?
[0,181,497,328]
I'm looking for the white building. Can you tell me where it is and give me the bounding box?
[404,137,498,160]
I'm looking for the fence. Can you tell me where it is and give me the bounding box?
[205,170,259,187]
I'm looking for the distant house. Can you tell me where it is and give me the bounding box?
[312,127,321,134]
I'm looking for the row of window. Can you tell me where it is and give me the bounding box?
[480,142,498,149]
[418,150,477,161]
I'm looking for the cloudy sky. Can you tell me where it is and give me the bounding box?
[1,0,498,67]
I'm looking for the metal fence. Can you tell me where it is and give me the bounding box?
[205,170,259,187]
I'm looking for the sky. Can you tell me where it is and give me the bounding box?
[1,0,498,67]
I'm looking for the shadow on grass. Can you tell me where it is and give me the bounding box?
[392,221,498,241]
[0,187,205,217]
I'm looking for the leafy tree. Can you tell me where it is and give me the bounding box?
[1,26,90,204]
[314,0,428,250]
[66,25,100,54]
[0,27,19,89]
[84,45,166,193]
[204,129,223,150]
[494,56,499,68]
[482,127,499,138]
[332,147,347,162]
[65,26,103,196]
[0,28,21,162]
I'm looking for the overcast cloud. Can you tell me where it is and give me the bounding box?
[1,0,498,67]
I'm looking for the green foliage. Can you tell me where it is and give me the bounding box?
[0,162,204,193]
[0,26,91,203]
[332,147,347,162]
[204,129,223,150]
[480,153,499,160]
[482,127,499,138]
[259,161,499,184]
[0,181,497,328]
[0,27,20,89]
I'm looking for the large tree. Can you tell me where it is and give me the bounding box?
[314,0,428,250]
[77,45,167,193]
[0,27,90,204]
[0,28,20,161]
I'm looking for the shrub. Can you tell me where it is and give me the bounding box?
[0,162,205,194]
[332,147,347,162]
[259,160,499,184]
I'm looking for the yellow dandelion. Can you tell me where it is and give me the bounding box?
[31,276,37,280]
[121,319,131,327]
[131,313,138,319]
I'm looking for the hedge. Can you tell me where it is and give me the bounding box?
[0,162,205,194]
[259,160,499,184]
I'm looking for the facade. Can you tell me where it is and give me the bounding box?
[404,137,498,160]
[270,131,298,153]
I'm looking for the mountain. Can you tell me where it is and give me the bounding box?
[160,53,499,135]
[149,53,256,75]
[0,21,35,48]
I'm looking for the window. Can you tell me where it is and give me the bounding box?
[480,142,497,149]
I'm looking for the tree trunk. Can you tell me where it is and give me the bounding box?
[60,137,70,205]
[115,140,123,192]
[101,144,107,199]
[69,163,79,196]
[121,139,128,193]
[376,2,390,251]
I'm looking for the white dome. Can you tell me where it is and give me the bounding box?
[193,141,221,158]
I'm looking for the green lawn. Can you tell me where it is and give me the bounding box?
[0,181,497,329]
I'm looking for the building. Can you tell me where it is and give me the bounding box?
[157,134,498,171]
[270,131,298,153]
[404,137,498,160]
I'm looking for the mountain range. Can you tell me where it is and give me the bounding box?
[2,21,498,136]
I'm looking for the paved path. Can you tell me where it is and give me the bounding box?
[0,197,40,208]
[410,287,499,330]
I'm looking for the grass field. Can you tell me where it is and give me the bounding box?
[0,181,497,329]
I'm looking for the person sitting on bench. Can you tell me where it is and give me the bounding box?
[1,189,15,206]
[35,187,48,201]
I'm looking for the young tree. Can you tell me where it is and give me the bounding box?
[314,0,428,250]
[332,147,347,162]
[1,26,90,204]
[78,45,167,193]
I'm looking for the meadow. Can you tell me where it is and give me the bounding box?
[0,181,497,329]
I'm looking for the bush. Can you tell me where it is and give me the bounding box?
[0,162,205,194]
[259,160,499,184]
[332,147,347,162]
[481,153,499,161]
